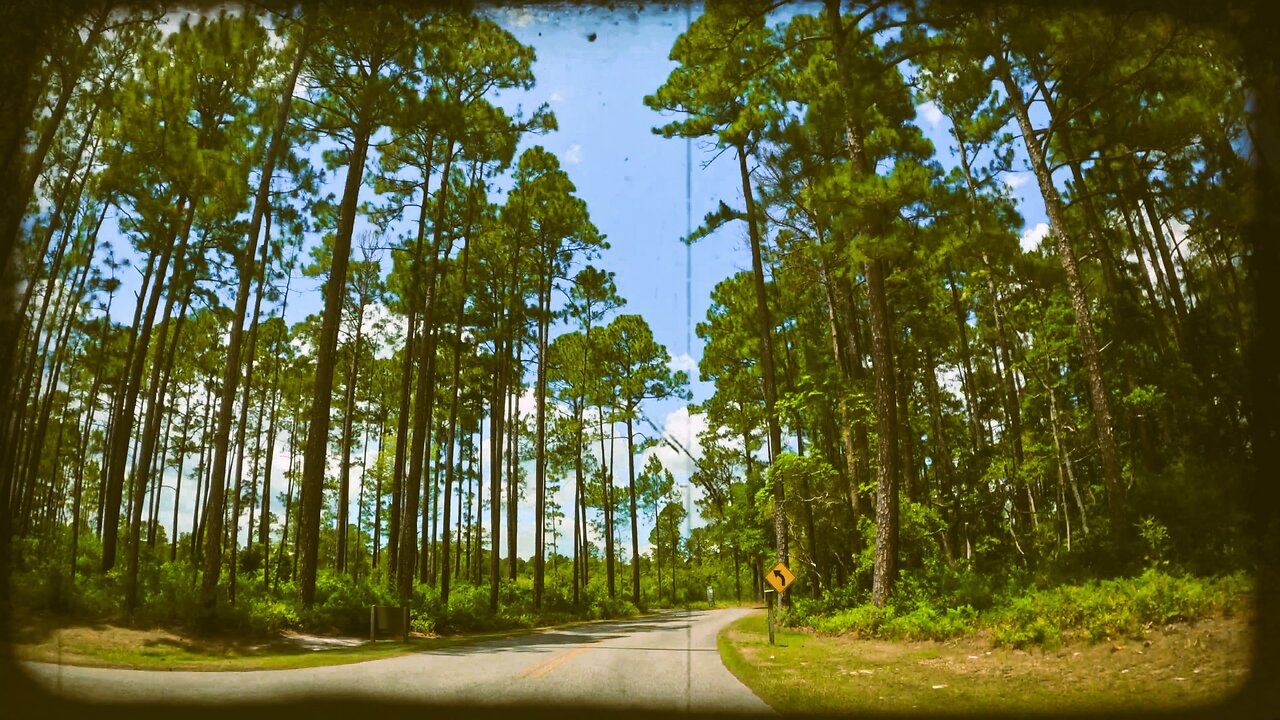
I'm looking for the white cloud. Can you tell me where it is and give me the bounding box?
[516,386,539,422]
[640,406,705,481]
[563,144,584,165]
[548,89,566,104]
[361,302,405,359]
[1019,222,1050,252]
[504,8,536,27]
[290,334,312,358]
[667,352,698,376]
[917,101,944,127]
[1003,172,1031,189]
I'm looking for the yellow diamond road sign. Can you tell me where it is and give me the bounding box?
[765,562,795,594]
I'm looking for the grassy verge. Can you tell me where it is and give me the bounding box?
[12,625,534,671]
[718,610,1253,715]
[10,609,662,672]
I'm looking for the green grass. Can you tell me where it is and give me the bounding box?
[12,610,663,671]
[718,610,1252,715]
[13,625,538,671]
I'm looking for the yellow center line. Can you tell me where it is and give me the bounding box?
[517,643,595,680]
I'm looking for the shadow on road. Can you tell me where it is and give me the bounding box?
[422,611,709,656]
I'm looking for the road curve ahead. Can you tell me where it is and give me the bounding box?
[20,607,774,714]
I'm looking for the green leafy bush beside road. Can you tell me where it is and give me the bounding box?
[785,569,1251,648]
[11,530,643,639]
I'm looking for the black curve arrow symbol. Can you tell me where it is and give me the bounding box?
[773,569,787,586]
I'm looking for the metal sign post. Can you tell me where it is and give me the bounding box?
[764,589,776,645]
[763,562,794,646]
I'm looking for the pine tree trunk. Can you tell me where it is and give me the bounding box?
[946,273,985,452]
[123,206,195,611]
[981,266,1030,533]
[455,443,465,581]
[439,193,472,602]
[398,140,456,602]
[388,311,415,580]
[627,415,640,605]
[276,413,299,591]
[1112,189,1174,354]
[4,13,106,259]
[823,0,901,606]
[897,343,918,509]
[258,264,291,586]
[18,222,99,536]
[533,269,551,609]
[736,144,788,568]
[189,383,211,564]
[1045,368,1089,537]
[598,404,615,599]
[490,345,504,612]
[926,357,958,564]
[170,389,192,563]
[148,391,174,548]
[148,283,193,545]
[105,199,190,573]
[336,301,365,573]
[1135,165,1190,327]
[70,325,109,579]
[572,401,584,607]
[995,49,1127,543]
[14,103,101,341]
[201,33,308,610]
[230,243,270,605]
[817,252,863,545]
[429,439,441,585]
[778,317,820,578]
[655,513,662,605]
[506,334,521,582]
[15,200,110,543]
[298,120,374,606]
[373,421,385,568]
[865,258,901,607]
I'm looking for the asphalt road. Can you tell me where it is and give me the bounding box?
[19,607,774,714]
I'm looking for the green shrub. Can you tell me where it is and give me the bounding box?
[135,560,201,627]
[787,568,1250,648]
[304,570,398,634]
[248,599,301,634]
[986,569,1251,647]
[410,610,436,635]
[438,583,493,633]
[808,604,890,636]
[883,604,977,640]
[590,596,638,620]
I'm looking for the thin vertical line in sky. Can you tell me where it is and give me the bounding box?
[686,144,691,358]
[685,88,692,356]
[684,2,693,714]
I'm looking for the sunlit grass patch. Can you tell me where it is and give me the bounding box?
[718,610,1251,715]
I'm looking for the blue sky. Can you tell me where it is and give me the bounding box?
[110,3,1055,562]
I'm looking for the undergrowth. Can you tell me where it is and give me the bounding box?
[10,531,640,639]
[785,568,1251,649]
